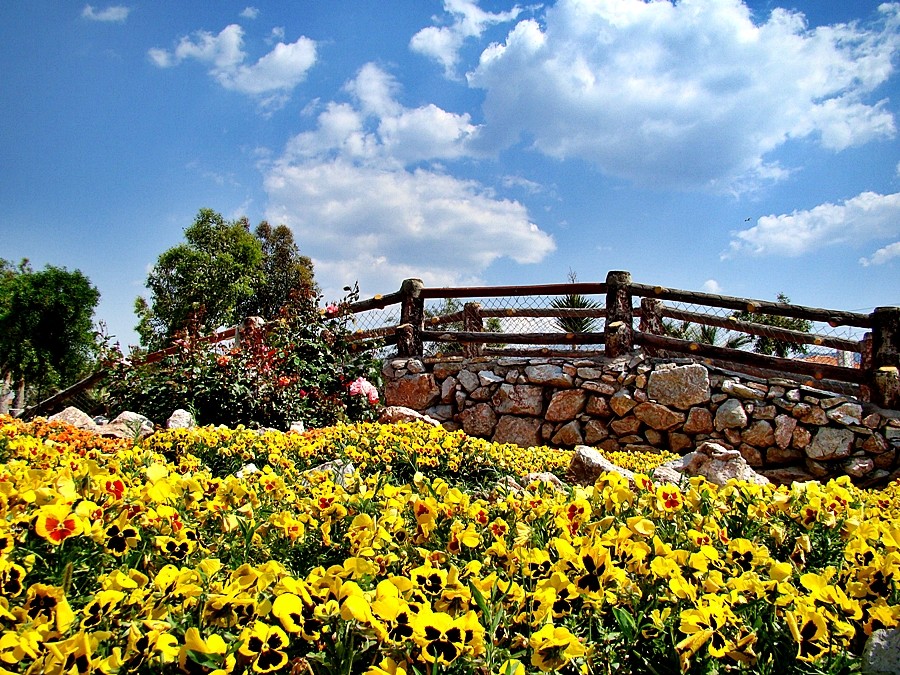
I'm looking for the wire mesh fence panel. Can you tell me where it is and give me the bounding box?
[649,299,869,395]
[422,293,609,354]
[346,306,402,337]
[654,299,867,354]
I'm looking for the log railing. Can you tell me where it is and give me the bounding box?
[21,270,899,418]
[346,271,899,408]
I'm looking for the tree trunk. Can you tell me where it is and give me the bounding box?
[12,377,25,417]
[0,372,10,415]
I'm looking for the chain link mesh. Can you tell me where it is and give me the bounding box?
[350,289,871,395]
[655,299,867,364]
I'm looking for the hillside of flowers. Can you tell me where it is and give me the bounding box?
[1,414,898,674]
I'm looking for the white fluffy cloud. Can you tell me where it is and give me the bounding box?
[240,7,259,20]
[264,63,554,296]
[287,64,481,164]
[81,5,130,22]
[702,279,723,294]
[728,191,900,258]
[410,0,522,77]
[467,0,899,191]
[860,241,900,267]
[149,24,315,108]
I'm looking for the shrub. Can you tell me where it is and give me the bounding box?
[103,285,382,429]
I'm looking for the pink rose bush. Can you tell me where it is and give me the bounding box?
[349,376,379,405]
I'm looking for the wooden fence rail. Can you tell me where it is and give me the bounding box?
[20,270,900,418]
[347,270,899,407]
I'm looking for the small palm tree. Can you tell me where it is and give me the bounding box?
[551,271,601,349]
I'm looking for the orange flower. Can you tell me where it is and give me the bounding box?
[35,504,84,544]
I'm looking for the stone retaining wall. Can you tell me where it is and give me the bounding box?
[383,352,900,485]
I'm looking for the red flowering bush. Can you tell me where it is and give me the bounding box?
[103,285,382,429]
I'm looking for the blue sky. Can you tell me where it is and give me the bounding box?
[1,0,898,349]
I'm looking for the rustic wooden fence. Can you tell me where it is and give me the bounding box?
[346,272,899,408]
[19,270,900,418]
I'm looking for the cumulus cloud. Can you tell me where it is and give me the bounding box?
[149,24,316,108]
[467,0,900,191]
[728,191,900,257]
[860,241,900,266]
[82,5,130,22]
[286,63,481,164]
[264,63,554,296]
[702,279,723,294]
[240,7,259,20]
[410,0,522,77]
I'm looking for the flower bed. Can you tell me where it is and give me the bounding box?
[0,414,898,674]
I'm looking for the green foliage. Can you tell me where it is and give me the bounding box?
[238,220,317,320]
[664,321,753,349]
[734,293,812,358]
[0,259,101,403]
[425,298,505,355]
[136,210,317,351]
[550,271,602,336]
[550,292,602,334]
[106,285,382,429]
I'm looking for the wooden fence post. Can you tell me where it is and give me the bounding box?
[871,306,900,408]
[462,302,484,358]
[397,278,425,357]
[639,297,665,357]
[605,270,634,357]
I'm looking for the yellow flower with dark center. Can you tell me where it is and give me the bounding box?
[21,584,75,635]
[412,607,465,665]
[203,593,258,629]
[44,630,94,675]
[528,623,585,672]
[0,630,39,666]
[272,583,323,641]
[411,562,447,597]
[104,516,140,556]
[34,504,83,545]
[676,600,732,670]
[0,532,14,555]
[122,625,179,671]
[80,589,124,630]
[786,606,830,662]
[239,621,290,673]
[0,559,27,598]
[371,580,416,644]
[178,626,235,675]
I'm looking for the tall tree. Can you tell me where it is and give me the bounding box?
[238,220,317,319]
[136,209,318,351]
[136,209,264,350]
[0,259,101,412]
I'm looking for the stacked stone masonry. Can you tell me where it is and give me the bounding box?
[383,352,900,486]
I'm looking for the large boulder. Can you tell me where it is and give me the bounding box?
[493,384,544,416]
[166,409,196,429]
[493,415,542,448]
[863,628,900,675]
[567,445,635,486]
[48,406,99,432]
[378,406,441,427]
[384,374,440,409]
[459,404,497,437]
[99,411,155,441]
[646,364,710,410]
[653,441,770,487]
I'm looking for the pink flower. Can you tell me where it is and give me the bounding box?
[349,376,379,405]
[325,303,339,316]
